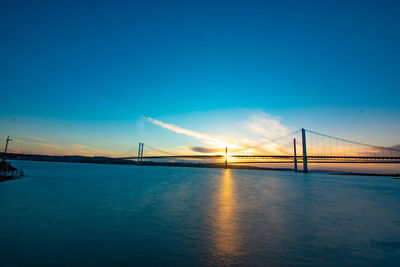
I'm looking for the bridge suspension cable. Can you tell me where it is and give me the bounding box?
[304,129,400,158]
[144,144,177,156]
[250,129,302,153]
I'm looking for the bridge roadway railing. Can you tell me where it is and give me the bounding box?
[118,154,400,163]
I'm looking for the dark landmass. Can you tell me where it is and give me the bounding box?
[1,152,290,170]
[2,152,135,165]
[0,160,22,182]
[0,161,17,172]
[1,152,399,178]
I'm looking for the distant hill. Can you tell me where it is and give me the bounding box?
[390,144,400,151]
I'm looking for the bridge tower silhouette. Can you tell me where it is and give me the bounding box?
[137,142,144,164]
[301,128,308,173]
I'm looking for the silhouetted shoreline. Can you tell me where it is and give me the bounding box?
[2,152,399,178]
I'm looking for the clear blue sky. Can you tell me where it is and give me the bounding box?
[1,0,399,155]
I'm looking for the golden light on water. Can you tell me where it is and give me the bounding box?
[211,169,242,263]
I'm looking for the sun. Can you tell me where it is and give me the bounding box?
[225,154,232,162]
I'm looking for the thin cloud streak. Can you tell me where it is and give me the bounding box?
[144,117,228,146]
[244,112,289,139]
[145,112,293,155]
[25,136,57,144]
[186,146,224,154]
[14,139,64,149]
[11,138,119,157]
[72,144,118,156]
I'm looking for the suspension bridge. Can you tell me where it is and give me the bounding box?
[120,129,400,173]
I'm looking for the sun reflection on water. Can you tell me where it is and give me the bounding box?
[210,169,242,264]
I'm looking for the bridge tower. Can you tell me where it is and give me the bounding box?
[302,128,308,173]
[141,143,144,162]
[225,146,228,169]
[137,142,144,164]
[293,138,298,172]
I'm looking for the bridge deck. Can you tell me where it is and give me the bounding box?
[119,155,400,162]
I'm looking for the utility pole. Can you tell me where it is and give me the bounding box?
[302,128,308,173]
[293,138,298,172]
[225,146,228,169]
[2,136,12,163]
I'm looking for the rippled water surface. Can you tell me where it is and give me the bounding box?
[1,161,400,266]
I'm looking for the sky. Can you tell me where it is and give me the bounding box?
[1,0,399,156]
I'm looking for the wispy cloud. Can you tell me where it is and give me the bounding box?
[245,112,289,139]
[145,112,293,155]
[35,143,64,149]
[144,117,227,146]
[14,139,64,149]
[72,144,118,156]
[25,136,57,144]
[186,146,224,153]
[12,137,118,157]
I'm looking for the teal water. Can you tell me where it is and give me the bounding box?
[1,161,400,266]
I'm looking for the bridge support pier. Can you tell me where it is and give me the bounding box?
[302,128,308,173]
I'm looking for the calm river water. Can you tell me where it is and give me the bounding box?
[1,161,400,266]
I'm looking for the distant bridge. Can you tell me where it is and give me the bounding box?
[122,128,400,173]
[122,154,400,161]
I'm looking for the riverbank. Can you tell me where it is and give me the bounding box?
[2,152,399,177]
[0,161,23,181]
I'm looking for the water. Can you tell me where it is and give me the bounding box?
[1,161,400,266]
